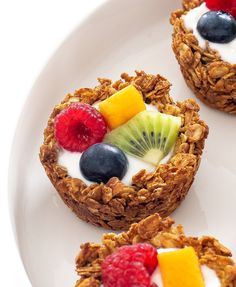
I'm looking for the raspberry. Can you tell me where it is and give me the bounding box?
[54,103,107,152]
[205,0,236,18]
[101,243,158,287]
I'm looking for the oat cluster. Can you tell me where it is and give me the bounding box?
[40,71,208,230]
[75,214,236,287]
[171,0,236,114]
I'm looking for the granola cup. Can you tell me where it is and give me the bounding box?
[171,0,236,114]
[39,71,208,230]
[75,213,236,287]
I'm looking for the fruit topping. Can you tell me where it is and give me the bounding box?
[79,143,128,183]
[101,243,158,287]
[205,0,236,18]
[54,103,107,152]
[158,247,204,287]
[104,111,181,166]
[197,11,236,43]
[99,85,146,129]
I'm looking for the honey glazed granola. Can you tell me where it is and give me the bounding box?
[75,214,236,287]
[171,0,236,114]
[40,71,208,230]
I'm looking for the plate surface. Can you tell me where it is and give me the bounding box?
[9,0,236,286]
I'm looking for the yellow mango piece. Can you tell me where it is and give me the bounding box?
[158,247,205,287]
[99,85,146,129]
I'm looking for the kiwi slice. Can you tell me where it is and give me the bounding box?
[104,110,181,166]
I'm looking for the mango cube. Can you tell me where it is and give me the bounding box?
[99,85,146,129]
[158,247,205,287]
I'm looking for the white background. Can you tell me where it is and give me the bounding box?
[0,1,104,285]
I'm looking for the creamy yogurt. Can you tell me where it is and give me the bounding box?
[151,248,221,287]
[58,150,153,186]
[182,3,236,64]
[58,149,173,186]
[57,103,173,186]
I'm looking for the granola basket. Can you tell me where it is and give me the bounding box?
[75,213,236,287]
[170,0,236,114]
[39,71,208,230]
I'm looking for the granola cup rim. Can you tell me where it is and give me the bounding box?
[75,213,236,287]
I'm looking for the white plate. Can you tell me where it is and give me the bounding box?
[9,0,236,286]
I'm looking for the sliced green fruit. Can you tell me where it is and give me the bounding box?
[104,110,181,166]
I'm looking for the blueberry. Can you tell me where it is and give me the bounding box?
[197,11,236,43]
[80,143,128,183]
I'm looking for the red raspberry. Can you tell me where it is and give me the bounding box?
[205,0,236,18]
[101,243,158,287]
[54,103,107,152]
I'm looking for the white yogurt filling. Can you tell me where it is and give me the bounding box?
[151,248,221,287]
[58,151,155,186]
[182,3,236,64]
[57,103,174,186]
